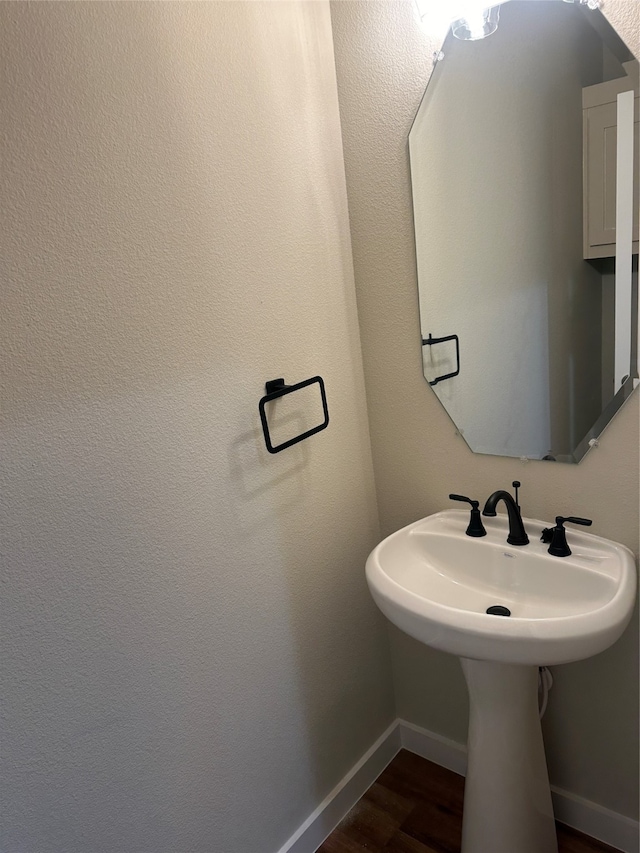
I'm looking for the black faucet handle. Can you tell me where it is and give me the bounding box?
[449,493,479,509]
[449,494,486,537]
[545,516,593,557]
[557,516,592,527]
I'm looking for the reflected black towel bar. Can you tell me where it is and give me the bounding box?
[422,332,460,386]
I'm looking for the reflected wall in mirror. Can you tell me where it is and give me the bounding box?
[410,0,639,463]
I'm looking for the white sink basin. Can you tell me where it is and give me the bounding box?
[366,509,637,665]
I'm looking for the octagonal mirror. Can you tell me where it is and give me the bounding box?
[410,0,638,463]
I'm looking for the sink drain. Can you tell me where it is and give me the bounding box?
[486,605,511,617]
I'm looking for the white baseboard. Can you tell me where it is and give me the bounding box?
[276,720,401,853]
[551,786,640,853]
[398,719,640,853]
[399,719,467,776]
[276,718,639,853]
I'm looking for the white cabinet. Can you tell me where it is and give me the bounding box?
[583,60,639,259]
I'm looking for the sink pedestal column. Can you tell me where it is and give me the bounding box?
[460,658,558,853]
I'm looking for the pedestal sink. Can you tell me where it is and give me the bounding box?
[366,509,637,853]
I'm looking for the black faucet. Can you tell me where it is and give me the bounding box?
[482,481,529,546]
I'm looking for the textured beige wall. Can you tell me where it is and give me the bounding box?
[0,3,395,851]
[331,0,639,819]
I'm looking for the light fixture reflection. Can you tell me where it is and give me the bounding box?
[562,0,601,8]
[452,5,501,40]
[413,0,507,41]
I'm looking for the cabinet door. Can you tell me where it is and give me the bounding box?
[584,96,639,259]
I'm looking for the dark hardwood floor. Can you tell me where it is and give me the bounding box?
[318,750,622,853]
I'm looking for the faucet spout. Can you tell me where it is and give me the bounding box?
[483,490,529,546]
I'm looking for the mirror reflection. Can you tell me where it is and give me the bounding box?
[410,0,638,463]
